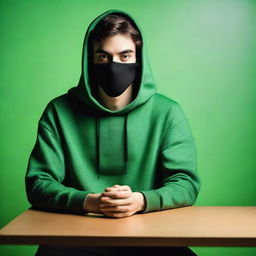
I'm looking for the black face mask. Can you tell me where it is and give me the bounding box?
[92,61,139,97]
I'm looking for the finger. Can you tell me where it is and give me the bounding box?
[100,205,130,212]
[105,187,118,192]
[105,185,129,192]
[102,190,131,199]
[105,184,121,191]
[100,197,132,206]
[116,185,131,192]
[103,211,134,218]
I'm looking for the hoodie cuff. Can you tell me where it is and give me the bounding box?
[137,190,161,213]
[70,191,92,213]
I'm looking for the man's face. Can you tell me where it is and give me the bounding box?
[93,33,136,64]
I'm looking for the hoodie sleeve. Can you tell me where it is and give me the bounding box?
[25,103,90,214]
[139,102,201,213]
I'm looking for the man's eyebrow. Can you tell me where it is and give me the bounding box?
[95,49,134,55]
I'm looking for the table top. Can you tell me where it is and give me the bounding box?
[0,206,255,247]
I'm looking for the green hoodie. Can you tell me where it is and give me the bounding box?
[25,9,201,214]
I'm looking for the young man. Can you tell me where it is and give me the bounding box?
[26,9,200,256]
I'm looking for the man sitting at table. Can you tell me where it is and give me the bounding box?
[25,9,201,256]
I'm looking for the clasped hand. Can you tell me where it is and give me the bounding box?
[85,185,145,218]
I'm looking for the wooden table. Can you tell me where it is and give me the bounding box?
[0,206,255,247]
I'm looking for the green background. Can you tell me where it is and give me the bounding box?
[1,0,255,255]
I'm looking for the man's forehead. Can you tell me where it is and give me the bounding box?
[93,34,136,53]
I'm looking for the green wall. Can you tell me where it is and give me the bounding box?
[0,0,255,255]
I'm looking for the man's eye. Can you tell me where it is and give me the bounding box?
[99,54,109,62]
[122,55,130,59]
[99,55,108,61]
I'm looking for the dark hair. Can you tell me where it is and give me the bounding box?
[90,14,142,49]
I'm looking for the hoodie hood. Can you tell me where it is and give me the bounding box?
[68,9,157,177]
[68,9,157,115]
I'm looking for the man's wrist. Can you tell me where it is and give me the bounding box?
[83,193,92,212]
[84,193,104,214]
[84,193,99,213]
[134,192,146,212]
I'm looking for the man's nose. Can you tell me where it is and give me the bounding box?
[112,56,121,62]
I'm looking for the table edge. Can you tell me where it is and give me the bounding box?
[0,235,256,247]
